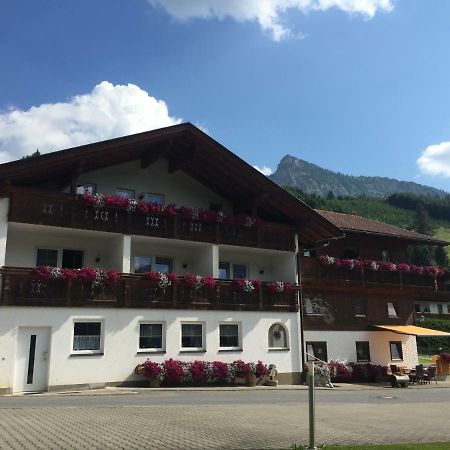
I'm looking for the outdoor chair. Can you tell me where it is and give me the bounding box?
[390,364,398,374]
[414,364,425,384]
[423,365,437,384]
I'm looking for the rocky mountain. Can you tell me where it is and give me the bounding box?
[269,155,446,198]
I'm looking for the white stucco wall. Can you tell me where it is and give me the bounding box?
[5,223,122,271]
[304,330,418,368]
[0,307,300,392]
[77,159,233,211]
[0,198,8,267]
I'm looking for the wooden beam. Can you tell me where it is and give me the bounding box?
[167,141,197,174]
[234,192,269,215]
[141,141,172,169]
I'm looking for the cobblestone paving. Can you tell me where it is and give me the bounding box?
[1,397,450,449]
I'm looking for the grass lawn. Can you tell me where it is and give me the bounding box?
[290,444,450,449]
[434,226,450,259]
[418,354,434,365]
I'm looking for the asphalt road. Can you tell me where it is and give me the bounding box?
[1,388,450,449]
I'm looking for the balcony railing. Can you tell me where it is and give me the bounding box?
[300,257,449,292]
[4,188,296,251]
[0,267,299,312]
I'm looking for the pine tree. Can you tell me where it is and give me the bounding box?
[415,204,432,235]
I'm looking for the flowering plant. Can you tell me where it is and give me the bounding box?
[190,360,209,384]
[163,359,184,385]
[318,255,448,277]
[143,360,165,382]
[266,281,294,295]
[253,360,269,377]
[34,266,120,287]
[184,273,216,290]
[233,278,262,293]
[232,359,253,378]
[145,271,178,289]
[211,361,229,383]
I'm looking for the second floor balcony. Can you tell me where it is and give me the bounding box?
[3,188,296,252]
[300,256,450,293]
[0,267,299,312]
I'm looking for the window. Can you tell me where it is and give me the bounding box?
[36,248,84,269]
[381,250,390,262]
[353,297,366,316]
[133,256,173,274]
[304,295,324,315]
[76,183,96,195]
[438,304,444,314]
[73,321,102,353]
[181,323,205,351]
[268,323,288,349]
[115,188,135,199]
[62,249,84,269]
[134,256,152,274]
[306,341,328,362]
[219,262,230,280]
[390,341,403,361]
[36,248,58,267]
[447,304,450,314]
[145,193,165,204]
[356,341,371,362]
[387,302,398,318]
[218,262,248,280]
[219,323,241,349]
[423,305,430,313]
[139,323,164,351]
[414,303,421,313]
[155,257,172,273]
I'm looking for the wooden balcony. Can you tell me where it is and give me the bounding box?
[300,257,450,293]
[0,267,299,312]
[4,188,296,251]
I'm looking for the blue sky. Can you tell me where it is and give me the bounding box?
[1,0,450,191]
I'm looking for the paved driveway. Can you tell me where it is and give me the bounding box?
[1,388,450,449]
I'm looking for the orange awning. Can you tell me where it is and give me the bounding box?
[373,325,450,336]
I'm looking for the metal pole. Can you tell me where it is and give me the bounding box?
[308,360,317,450]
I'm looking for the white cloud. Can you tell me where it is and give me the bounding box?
[0,81,182,162]
[417,141,450,177]
[253,165,274,176]
[148,0,394,41]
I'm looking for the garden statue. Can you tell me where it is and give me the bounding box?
[264,364,278,386]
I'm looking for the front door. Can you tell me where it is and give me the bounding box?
[14,327,50,393]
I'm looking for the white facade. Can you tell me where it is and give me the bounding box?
[0,156,303,393]
[0,307,301,393]
[304,331,418,368]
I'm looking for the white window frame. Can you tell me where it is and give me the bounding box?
[180,322,205,352]
[138,321,166,353]
[76,183,96,195]
[35,247,86,269]
[304,295,324,316]
[115,188,135,199]
[218,261,249,280]
[132,255,174,274]
[218,322,242,351]
[389,341,403,361]
[268,323,289,350]
[71,318,104,356]
[144,192,165,204]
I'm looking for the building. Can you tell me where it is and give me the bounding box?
[301,210,450,368]
[1,123,448,394]
[0,123,340,394]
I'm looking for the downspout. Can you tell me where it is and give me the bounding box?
[295,233,306,383]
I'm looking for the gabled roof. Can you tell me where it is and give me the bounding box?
[0,123,343,243]
[315,209,448,246]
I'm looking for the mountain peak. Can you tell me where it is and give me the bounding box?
[270,154,446,198]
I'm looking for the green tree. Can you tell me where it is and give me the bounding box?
[21,149,40,160]
[435,246,450,269]
[415,204,432,235]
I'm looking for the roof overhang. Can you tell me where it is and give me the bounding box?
[0,123,344,244]
[373,324,450,336]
